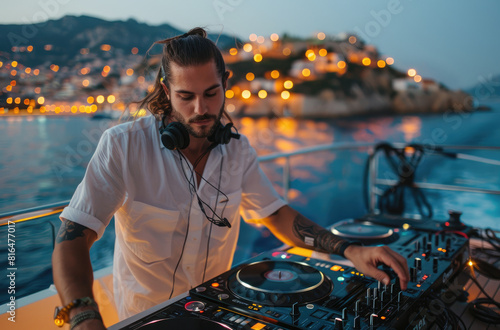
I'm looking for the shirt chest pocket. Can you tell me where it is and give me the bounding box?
[122,201,180,263]
[207,189,242,242]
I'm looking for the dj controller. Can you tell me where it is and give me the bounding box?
[119,213,471,329]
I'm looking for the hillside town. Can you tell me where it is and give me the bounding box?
[0,18,473,117]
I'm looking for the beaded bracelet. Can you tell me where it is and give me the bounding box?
[70,310,102,330]
[54,297,98,327]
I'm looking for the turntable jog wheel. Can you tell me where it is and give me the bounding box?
[330,220,400,245]
[228,260,333,306]
[139,317,232,330]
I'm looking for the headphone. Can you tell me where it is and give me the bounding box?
[159,118,240,150]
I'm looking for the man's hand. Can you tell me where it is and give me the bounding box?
[344,245,410,290]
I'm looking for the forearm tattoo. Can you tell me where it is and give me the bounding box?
[292,214,347,254]
[56,220,87,243]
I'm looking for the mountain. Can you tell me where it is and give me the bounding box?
[465,74,500,103]
[0,15,240,68]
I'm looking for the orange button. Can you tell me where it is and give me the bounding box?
[331,265,342,271]
[211,283,219,287]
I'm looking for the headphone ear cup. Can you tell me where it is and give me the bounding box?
[208,123,238,146]
[222,123,233,144]
[160,122,190,150]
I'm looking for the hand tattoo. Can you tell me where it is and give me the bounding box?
[292,214,347,254]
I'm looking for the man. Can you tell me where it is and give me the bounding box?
[52,28,409,329]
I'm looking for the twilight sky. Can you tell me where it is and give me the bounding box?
[1,0,499,90]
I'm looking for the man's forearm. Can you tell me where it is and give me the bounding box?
[260,205,349,255]
[52,220,98,319]
[291,213,349,255]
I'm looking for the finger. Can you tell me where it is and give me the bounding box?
[367,267,392,286]
[379,250,409,290]
[387,248,410,279]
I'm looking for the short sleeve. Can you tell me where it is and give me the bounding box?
[239,144,286,222]
[59,130,127,239]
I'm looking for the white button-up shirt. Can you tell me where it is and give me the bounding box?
[60,115,286,319]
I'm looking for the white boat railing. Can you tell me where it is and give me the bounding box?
[2,142,500,226]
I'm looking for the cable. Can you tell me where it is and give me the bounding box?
[177,148,230,227]
[468,298,500,323]
[202,153,224,283]
[168,178,193,300]
[463,262,500,324]
[169,146,217,300]
[363,143,433,218]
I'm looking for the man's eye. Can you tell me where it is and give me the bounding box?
[206,92,216,97]
[180,95,193,101]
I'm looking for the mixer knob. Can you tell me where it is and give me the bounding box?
[195,286,206,293]
[447,210,465,229]
[435,233,439,245]
[381,291,386,303]
[256,292,266,302]
[415,257,422,270]
[334,318,344,330]
[422,236,427,248]
[370,314,377,327]
[410,267,417,282]
[184,301,206,312]
[433,257,439,273]
[390,283,395,296]
[372,297,378,310]
[398,291,403,303]
[366,288,371,299]
[355,300,361,315]
[426,242,432,253]
[290,302,300,317]
[415,241,420,252]
[373,288,378,299]
[353,316,361,329]
[342,307,348,320]
[377,281,382,291]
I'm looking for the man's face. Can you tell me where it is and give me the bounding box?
[167,60,226,139]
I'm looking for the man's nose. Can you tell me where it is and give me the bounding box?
[194,96,208,115]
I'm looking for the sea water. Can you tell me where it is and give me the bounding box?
[1,103,499,304]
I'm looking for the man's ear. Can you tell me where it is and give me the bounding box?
[222,71,229,90]
[160,79,169,99]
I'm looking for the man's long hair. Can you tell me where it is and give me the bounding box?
[138,27,232,123]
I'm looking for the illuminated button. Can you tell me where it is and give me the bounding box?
[211,283,220,287]
[381,316,386,320]
[306,304,314,309]
[337,276,345,282]
[251,323,266,330]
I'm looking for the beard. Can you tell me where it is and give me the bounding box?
[170,100,225,139]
